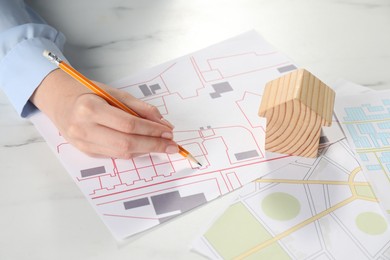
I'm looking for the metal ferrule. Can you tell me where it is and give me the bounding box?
[44,51,62,66]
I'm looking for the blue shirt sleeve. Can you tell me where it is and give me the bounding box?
[0,0,67,117]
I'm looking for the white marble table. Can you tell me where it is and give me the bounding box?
[1,0,389,259]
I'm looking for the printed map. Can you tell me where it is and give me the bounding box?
[30,31,300,239]
[194,140,390,259]
[335,90,390,221]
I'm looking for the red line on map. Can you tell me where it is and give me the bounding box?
[91,154,290,200]
[96,177,221,206]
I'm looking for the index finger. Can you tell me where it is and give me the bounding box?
[109,89,175,129]
[94,102,174,139]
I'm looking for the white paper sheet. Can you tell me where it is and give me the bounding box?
[30,31,300,239]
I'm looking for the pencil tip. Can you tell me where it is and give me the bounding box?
[187,153,202,167]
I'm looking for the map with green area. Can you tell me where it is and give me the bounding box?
[194,140,390,259]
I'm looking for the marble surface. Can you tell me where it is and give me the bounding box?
[0,0,389,259]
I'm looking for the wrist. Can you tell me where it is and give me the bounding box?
[30,69,91,123]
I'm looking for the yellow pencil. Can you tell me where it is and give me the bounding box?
[43,50,202,167]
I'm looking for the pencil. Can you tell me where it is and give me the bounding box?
[43,50,202,167]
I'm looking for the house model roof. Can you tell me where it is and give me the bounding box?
[258,68,335,158]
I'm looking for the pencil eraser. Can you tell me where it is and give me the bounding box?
[43,50,50,59]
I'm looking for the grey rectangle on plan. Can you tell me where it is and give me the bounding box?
[124,197,150,210]
[151,191,207,215]
[150,84,161,94]
[212,82,233,93]
[139,84,152,96]
[277,64,297,73]
[80,166,106,178]
[234,150,259,161]
[210,92,221,99]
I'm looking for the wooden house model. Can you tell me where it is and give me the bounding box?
[258,69,335,158]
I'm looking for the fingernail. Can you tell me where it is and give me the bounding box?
[161,118,175,129]
[165,145,179,154]
[161,131,173,140]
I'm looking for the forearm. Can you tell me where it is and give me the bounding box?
[0,0,66,117]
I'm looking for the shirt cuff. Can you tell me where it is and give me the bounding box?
[0,25,67,117]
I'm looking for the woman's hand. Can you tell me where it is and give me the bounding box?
[31,69,178,159]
